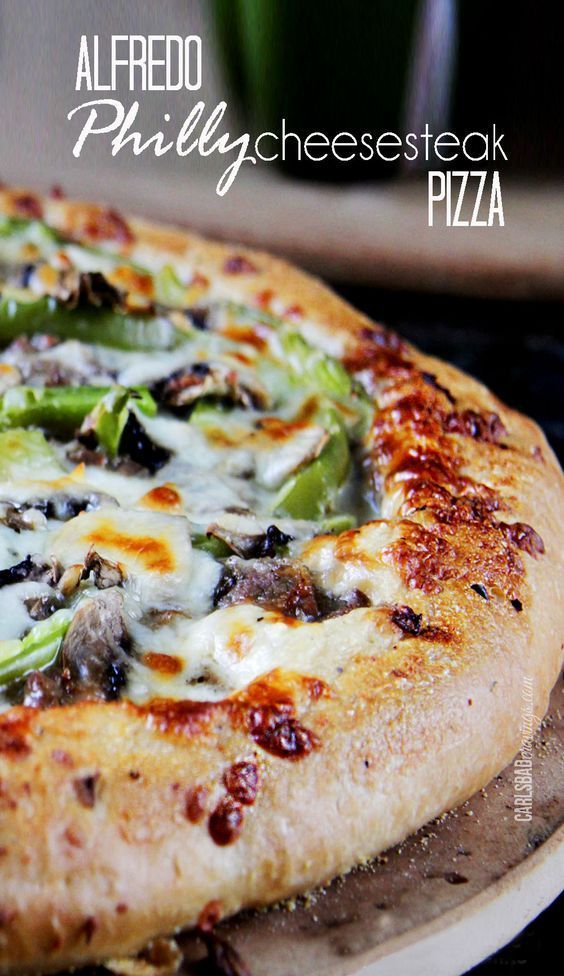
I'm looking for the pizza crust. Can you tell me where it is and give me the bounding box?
[0,188,562,973]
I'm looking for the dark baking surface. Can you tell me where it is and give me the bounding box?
[338,288,564,464]
[338,287,564,974]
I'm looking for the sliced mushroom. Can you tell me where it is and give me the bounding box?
[153,362,269,412]
[61,590,131,700]
[82,550,126,589]
[28,266,123,310]
[24,591,65,621]
[118,413,172,473]
[0,490,116,530]
[207,523,292,559]
[2,334,113,386]
[0,555,57,589]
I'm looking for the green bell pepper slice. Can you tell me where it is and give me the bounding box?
[0,608,73,686]
[154,265,189,308]
[81,385,156,458]
[0,428,63,479]
[0,295,185,351]
[320,512,357,533]
[191,532,232,558]
[0,385,156,440]
[0,217,31,238]
[0,217,61,247]
[279,328,352,398]
[189,398,232,428]
[273,406,350,520]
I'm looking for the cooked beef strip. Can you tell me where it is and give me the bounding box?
[22,669,65,709]
[24,592,65,621]
[213,556,372,623]
[60,589,131,701]
[213,557,320,621]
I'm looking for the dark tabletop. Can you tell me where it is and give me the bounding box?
[336,287,563,464]
[334,284,563,973]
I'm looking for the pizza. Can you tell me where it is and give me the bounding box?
[0,186,562,973]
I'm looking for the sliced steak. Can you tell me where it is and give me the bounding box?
[213,557,319,621]
[22,670,65,709]
[61,590,130,700]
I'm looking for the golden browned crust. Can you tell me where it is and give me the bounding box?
[0,188,562,973]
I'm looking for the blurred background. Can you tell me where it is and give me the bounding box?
[0,2,561,970]
[1,0,562,300]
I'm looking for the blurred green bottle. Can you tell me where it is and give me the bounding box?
[211,0,456,181]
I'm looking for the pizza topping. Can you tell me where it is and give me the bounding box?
[0,206,545,722]
[206,523,292,559]
[60,591,130,701]
[76,206,133,246]
[0,555,44,589]
[0,292,183,353]
[272,406,350,520]
[11,193,43,220]
[22,669,64,708]
[0,386,157,452]
[208,795,244,845]
[0,609,72,687]
[25,590,65,620]
[1,334,112,388]
[117,412,172,473]
[213,557,319,621]
[0,489,113,528]
[153,362,269,413]
[314,587,371,618]
[28,267,122,311]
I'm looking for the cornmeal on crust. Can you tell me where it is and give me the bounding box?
[0,187,562,973]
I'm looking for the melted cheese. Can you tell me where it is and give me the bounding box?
[0,217,378,710]
[49,509,217,612]
[126,602,388,703]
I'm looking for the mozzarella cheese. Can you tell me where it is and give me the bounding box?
[0,218,376,710]
[49,508,218,613]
